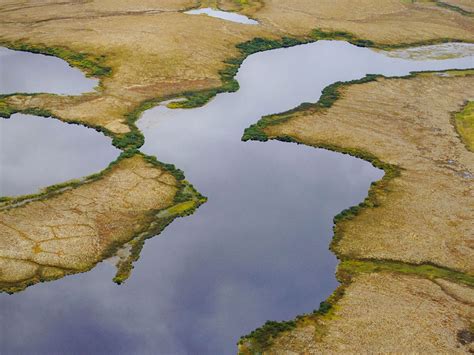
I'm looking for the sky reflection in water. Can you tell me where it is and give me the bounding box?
[0,47,97,94]
[0,114,119,196]
[1,41,473,354]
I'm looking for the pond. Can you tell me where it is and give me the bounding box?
[185,8,258,25]
[0,46,118,197]
[1,41,473,354]
[0,47,98,95]
[0,113,120,197]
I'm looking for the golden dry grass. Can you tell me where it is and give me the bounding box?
[261,272,474,353]
[253,0,473,42]
[0,155,178,292]
[265,74,474,273]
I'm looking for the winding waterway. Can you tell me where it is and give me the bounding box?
[1,41,473,354]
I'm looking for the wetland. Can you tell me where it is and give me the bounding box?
[1,39,473,354]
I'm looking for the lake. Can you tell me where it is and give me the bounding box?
[1,40,473,354]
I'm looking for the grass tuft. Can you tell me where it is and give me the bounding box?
[454,101,474,151]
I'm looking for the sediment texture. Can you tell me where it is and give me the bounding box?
[0,155,178,292]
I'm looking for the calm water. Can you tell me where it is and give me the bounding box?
[0,47,97,94]
[1,41,473,354]
[0,46,116,196]
[0,114,120,196]
[185,8,258,24]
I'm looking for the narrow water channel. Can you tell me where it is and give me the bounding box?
[0,41,473,354]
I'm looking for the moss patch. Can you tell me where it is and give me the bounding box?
[339,260,474,287]
[454,101,474,151]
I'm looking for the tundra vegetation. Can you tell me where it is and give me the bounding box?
[239,70,474,353]
[0,0,473,353]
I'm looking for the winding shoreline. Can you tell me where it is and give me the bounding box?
[238,69,473,353]
[0,1,473,352]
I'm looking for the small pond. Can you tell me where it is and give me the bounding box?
[185,8,258,25]
[0,47,97,94]
[0,46,117,197]
[0,113,120,197]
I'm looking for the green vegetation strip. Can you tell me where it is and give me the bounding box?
[168,30,470,111]
[242,69,474,142]
[0,41,111,78]
[0,95,146,151]
[242,74,382,141]
[311,28,470,50]
[2,27,470,152]
[0,149,188,209]
[112,180,206,285]
[0,99,51,120]
[435,1,473,16]
[239,259,473,353]
[454,101,474,152]
[168,37,307,109]
[340,260,474,287]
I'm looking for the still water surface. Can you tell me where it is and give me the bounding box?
[0,114,120,196]
[1,41,473,354]
[0,47,97,94]
[185,8,258,24]
[0,46,114,196]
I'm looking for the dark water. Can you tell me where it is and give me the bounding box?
[1,41,473,354]
[0,47,97,94]
[0,114,120,196]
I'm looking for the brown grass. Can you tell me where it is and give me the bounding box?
[0,155,178,293]
[265,74,474,273]
[263,272,474,353]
